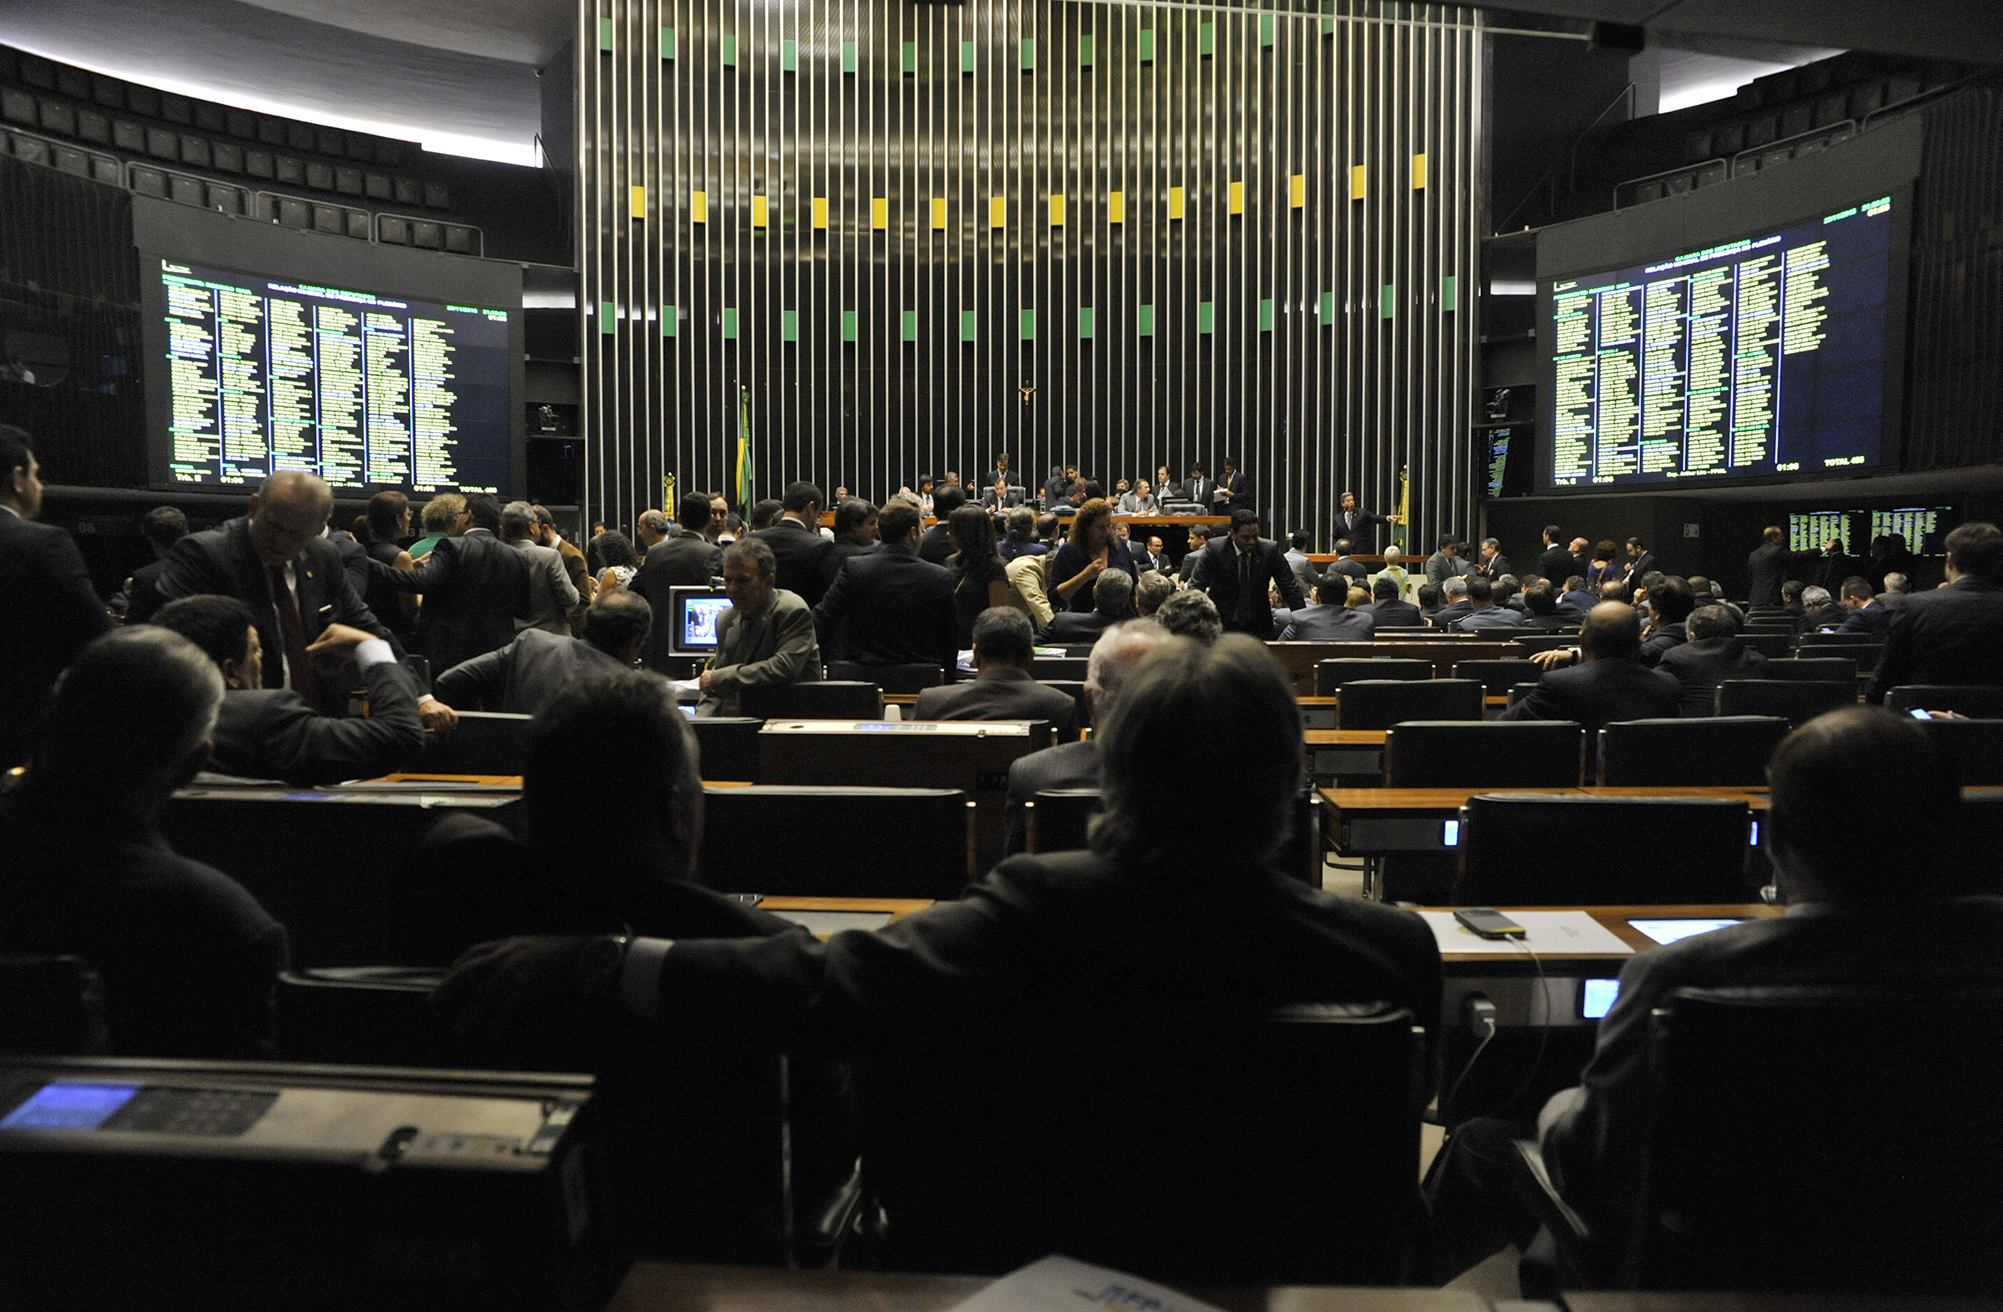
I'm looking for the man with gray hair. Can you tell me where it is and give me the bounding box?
[1797,584,1847,634]
[635,508,674,550]
[1429,574,1473,629]
[1042,567,1133,643]
[697,537,822,716]
[914,608,1080,737]
[0,627,289,1056]
[502,500,580,636]
[1002,620,1170,853]
[1154,589,1223,644]
[1134,569,1176,618]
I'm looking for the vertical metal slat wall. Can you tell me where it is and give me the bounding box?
[578,0,1482,549]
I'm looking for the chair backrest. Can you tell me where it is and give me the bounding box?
[1597,716,1791,786]
[1507,681,1540,708]
[1029,789,1323,886]
[828,661,942,694]
[1885,685,2003,718]
[0,955,107,1056]
[1454,795,1753,905]
[739,680,882,719]
[1315,658,1433,695]
[1338,678,1485,730]
[698,786,974,899]
[689,716,763,782]
[1449,658,1545,697]
[1029,655,1090,682]
[856,1000,1423,1283]
[1633,986,2003,1294]
[1738,632,1796,659]
[1040,679,1092,737]
[1757,657,1858,684]
[276,967,444,1067]
[1917,717,2003,786]
[415,710,531,776]
[1383,721,1583,788]
[1792,632,1883,655]
[1714,679,1856,727]
[1743,616,1798,632]
[1512,634,1582,654]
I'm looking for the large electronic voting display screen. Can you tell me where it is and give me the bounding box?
[1542,194,1901,492]
[143,257,515,495]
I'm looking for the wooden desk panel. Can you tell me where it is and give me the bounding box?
[1304,729,1389,776]
[1267,640,1529,695]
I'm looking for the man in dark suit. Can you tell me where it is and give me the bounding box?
[832,498,880,563]
[155,594,427,785]
[367,492,531,678]
[158,470,408,714]
[1620,536,1660,584]
[915,608,1079,738]
[1870,522,2003,699]
[1656,604,1768,715]
[1278,573,1377,641]
[1430,705,2003,1278]
[1796,585,1848,634]
[1428,577,1473,630]
[1329,540,1370,586]
[0,426,113,767]
[1514,586,1579,633]
[1182,462,1220,512]
[982,478,1024,511]
[435,590,656,717]
[1471,538,1511,580]
[1218,456,1252,514]
[0,626,288,1057]
[1189,509,1307,639]
[814,500,958,676]
[1333,492,1398,552]
[750,481,839,609]
[1131,534,1169,577]
[1535,526,1580,588]
[918,484,967,565]
[1835,577,1896,635]
[1637,575,1695,665]
[698,538,823,717]
[1747,525,1833,607]
[1450,576,1523,632]
[123,504,189,624]
[1360,577,1423,628]
[631,494,725,669]
[1042,570,1133,644]
[1501,602,1681,735]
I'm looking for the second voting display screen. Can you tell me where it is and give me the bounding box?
[1545,194,1896,490]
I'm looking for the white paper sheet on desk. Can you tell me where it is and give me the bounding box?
[1417,910,1633,956]
[950,1256,1229,1312]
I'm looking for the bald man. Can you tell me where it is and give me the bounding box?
[158,471,411,714]
[1499,602,1680,736]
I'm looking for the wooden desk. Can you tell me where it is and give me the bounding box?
[1420,903,1781,967]
[356,772,524,789]
[1267,640,1529,696]
[1304,729,1387,775]
[1298,694,1341,730]
[756,895,931,938]
[1321,787,1587,855]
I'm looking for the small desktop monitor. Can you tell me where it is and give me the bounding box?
[670,586,732,657]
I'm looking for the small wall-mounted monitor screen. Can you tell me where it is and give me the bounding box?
[1789,506,1952,558]
[1870,506,1949,555]
[671,587,732,656]
[1790,509,1852,556]
[145,257,514,495]
[1544,193,1901,491]
[1484,429,1512,499]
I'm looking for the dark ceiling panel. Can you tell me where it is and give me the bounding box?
[1482,0,2003,62]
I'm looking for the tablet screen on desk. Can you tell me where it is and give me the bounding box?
[1628,918,1746,946]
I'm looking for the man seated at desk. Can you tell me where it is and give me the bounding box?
[915,607,1080,738]
[698,538,822,717]
[434,590,657,718]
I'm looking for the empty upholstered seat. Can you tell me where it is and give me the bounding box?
[1449,658,1544,697]
[1029,656,1091,682]
[1383,721,1583,788]
[1916,717,2003,786]
[739,680,881,719]
[1454,794,1754,905]
[1338,678,1484,730]
[1715,679,1855,726]
[1315,659,1432,695]
[415,710,530,776]
[1739,633,1796,659]
[698,785,973,899]
[1598,716,1791,786]
[828,661,941,694]
[689,716,763,782]
[1758,657,1858,684]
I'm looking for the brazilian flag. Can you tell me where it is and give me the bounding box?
[735,384,754,511]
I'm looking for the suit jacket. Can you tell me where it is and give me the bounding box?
[1285,549,1322,601]
[371,529,530,676]
[983,488,1025,510]
[913,665,1079,739]
[751,519,840,610]
[1360,597,1423,628]
[699,589,822,717]
[210,656,427,784]
[1541,898,2003,1243]
[509,538,579,635]
[648,848,1443,1061]
[1559,588,1597,615]
[1190,537,1306,638]
[1797,603,1849,634]
[1622,551,1660,582]
[1039,609,1120,644]
[1500,656,1681,736]
[1115,493,1157,516]
[1836,599,1896,636]
[1004,739,1100,856]
[0,792,289,1058]
[1430,600,1474,630]
[1333,508,1395,550]
[1537,546,1584,586]
[1638,620,1688,666]
[125,556,171,623]
[1746,543,1826,607]
[435,628,640,717]
[1453,606,1524,633]
[161,515,399,699]
[1869,575,2003,699]
[1183,477,1220,508]
[1006,552,1055,630]
[1473,553,1512,579]
[1424,551,1472,585]
[815,545,958,671]
[0,509,113,767]
[1131,548,1168,576]
[917,522,957,567]
[1278,605,1376,642]
[1220,471,1252,512]
[1654,636,1767,716]
[631,532,725,670]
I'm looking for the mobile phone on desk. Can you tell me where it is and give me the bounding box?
[1454,907,1527,940]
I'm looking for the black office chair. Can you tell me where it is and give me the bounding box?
[828,661,943,694]
[1792,632,1883,657]
[689,715,763,782]
[1743,616,1798,632]
[1714,679,1855,726]
[1040,679,1092,737]
[1757,657,1858,684]
[1315,658,1432,695]
[1507,680,1541,708]
[1029,655,1091,682]
[0,954,108,1056]
[1597,716,1791,786]
[1029,789,1322,886]
[1338,678,1484,730]
[1449,658,1544,697]
[1454,795,1754,905]
[276,966,444,1067]
[853,999,1424,1283]
[1885,685,2003,718]
[1738,632,1795,659]
[1512,634,1581,654]
[698,786,974,899]
[739,680,882,719]
[1383,721,1583,788]
[1524,986,2003,1294]
[1917,716,2003,786]
[415,710,531,775]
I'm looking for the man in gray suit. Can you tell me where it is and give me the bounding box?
[631,494,726,670]
[698,538,822,717]
[1276,573,1377,641]
[1002,619,1168,854]
[502,501,579,635]
[433,590,656,717]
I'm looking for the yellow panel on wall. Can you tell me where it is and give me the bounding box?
[1412,153,1427,189]
[1049,193,1064,226]
[990,196,1005,228]
[1349,164,1366,199]
[872,197,888,230]
[812,196,828,229]
[932,197,947,230]
[1228,180,1244,215]
[1108,190,1124,223]
[752,194,768,228]
[1289,174,1305,208]
[629,185,646,219]
[1168,186,1184,220]
[691,189,707,223]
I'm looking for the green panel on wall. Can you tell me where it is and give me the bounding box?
[781,39,797,71]
[842,41,857,73]
[1322,1,1336,35]
[599,300,616,333]
[902,42,916,75]
[662,305,677,337]
[1079,35,1093,66]
[960,41,974,73]
[1138,28,1155,62]
[1078,307,1094,338]
[1381,285,1396,319]
[1198,22,1214,55]
[842,309,858,342]
[721,34,736,66]
[961,310,977,341]
[1442,275,1458,311]
[1020,309,1036,340]
[902,309,917,342]
[1021,39,1035,70]
[1137,304,1154,337]
[1259,14,1275,46]
[722,307,738,339]
[598,18,613,51]
[661,26,676,59]
[782,310,798,342]
[1196,301,1213,334]
[1258,298,1274,331]
[1319,291,1335,324]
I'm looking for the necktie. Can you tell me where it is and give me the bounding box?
[1236,550,1254,625]
[269,565,318,701]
